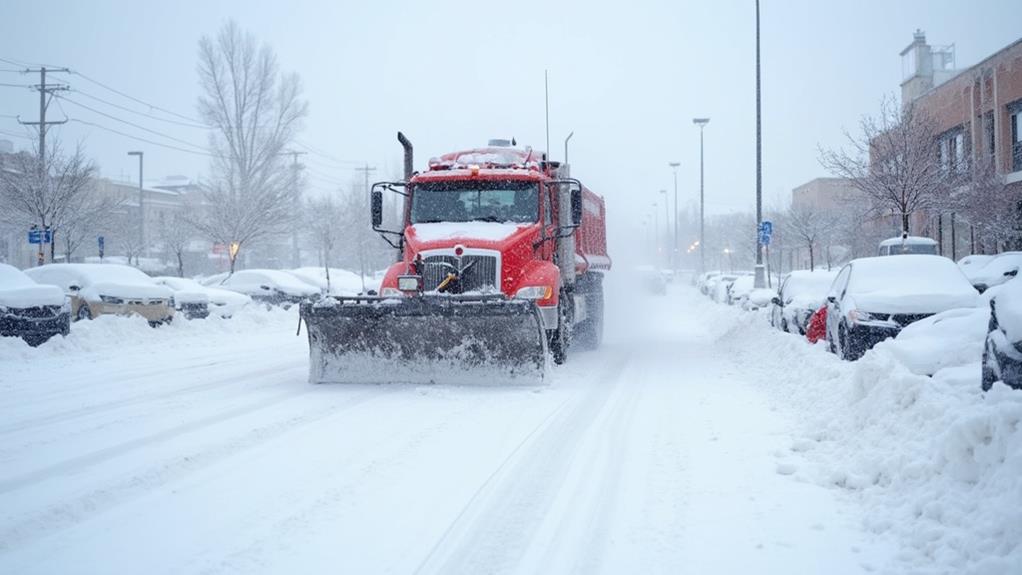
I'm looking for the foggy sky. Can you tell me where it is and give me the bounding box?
[1,0,1019,244]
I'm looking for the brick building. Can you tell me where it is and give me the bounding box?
[901,31,1022,254]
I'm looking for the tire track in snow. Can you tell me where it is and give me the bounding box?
[0,356,302,438]
[0,384,400,554]
[413,350,633,575]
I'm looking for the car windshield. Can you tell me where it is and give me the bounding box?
[410,180,539,224]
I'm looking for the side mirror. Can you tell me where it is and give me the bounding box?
[826,295,836,304]
[371,190,384,228]
[259,284,272,291]
[771,296,781,306]
[1005,267,1018,278]
[570,187,583,227]
[68,284,80,293]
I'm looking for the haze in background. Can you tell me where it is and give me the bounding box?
[1,0,1018,262]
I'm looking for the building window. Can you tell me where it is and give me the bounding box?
[1011,104,1022,172]
[983,111,995,164]
[937,127,968,175]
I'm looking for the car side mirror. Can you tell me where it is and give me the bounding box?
[570,187,583,227]
[826,295,836,304]
[371,190,384,228]
[259,284,271,291]
[1005,267,1018,278]
[771,296,781,306]
[68,284,80,293]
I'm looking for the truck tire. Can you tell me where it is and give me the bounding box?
[574,277,604,351]
[548,289,574,365]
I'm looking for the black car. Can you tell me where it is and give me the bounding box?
[982,280,1022,391]
[0,263,71,346]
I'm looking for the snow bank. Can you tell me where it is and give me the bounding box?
[711,298,1022,573]
[0,305,297,372]
[846,255,978,314]
[875,307,990,376]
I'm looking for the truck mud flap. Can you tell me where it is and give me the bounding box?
[299,295,548,385]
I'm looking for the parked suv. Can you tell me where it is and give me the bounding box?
[25,264,174,326]
[0,263,70,346]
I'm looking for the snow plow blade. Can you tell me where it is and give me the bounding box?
[299,295,548,385]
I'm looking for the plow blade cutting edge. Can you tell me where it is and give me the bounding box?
[299,295,549,385]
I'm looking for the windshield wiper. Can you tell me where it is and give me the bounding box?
[470,216,503,223]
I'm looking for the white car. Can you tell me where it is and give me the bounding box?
[877,235,938,256]
[0,263,70,346]
[25,263,174,326]
[769,269,839,334]
[218,269,320,308]
[824,255,978,360]
[969,252,1022,293]
[155,277,251,318]
[285,267,373,296]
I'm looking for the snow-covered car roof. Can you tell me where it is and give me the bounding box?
[843,255,977,314]
[879,236,937,247]
[223,269,320,296]
[0,263,66,308]
[782,270,838,308]
[25,263,172,301]
[970,252,1022,287]
[288,267,370,296]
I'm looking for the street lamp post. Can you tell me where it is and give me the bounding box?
[658,190,669,268]
[127,151,144,263]
[668,162,680,272]
[692,118,709,274]
[652,203,659,262]
[753,0,766,288]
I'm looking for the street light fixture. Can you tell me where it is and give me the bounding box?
[127,151,144,263]
[668,161,680,272]
[692,118,709,274]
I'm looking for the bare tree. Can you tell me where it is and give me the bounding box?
[820,97,948,235]
[192,20,308,273]
[158,211,198,277]
[784,203,838,271]
[957,158,1022,253]
[58,187,119,262]
[0,142,98,264]
[302,195,345,286]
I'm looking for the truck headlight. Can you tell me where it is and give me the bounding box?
[515,286,553,301]
[99,295,124,304]
[397,275,422,292]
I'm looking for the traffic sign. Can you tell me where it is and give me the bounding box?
[28,229,52,244]
[98,235,105,258]
[758,220,773,246]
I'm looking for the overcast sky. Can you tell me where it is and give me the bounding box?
[2,0,1019,239]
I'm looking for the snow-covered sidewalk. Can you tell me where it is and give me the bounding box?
[0,282,1016,573]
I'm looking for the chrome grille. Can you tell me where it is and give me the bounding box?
[422,255,498,293]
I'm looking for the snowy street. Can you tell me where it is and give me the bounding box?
[0,283,905,574]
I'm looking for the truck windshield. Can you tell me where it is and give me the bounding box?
[411,180,539,224]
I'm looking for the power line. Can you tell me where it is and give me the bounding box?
[68,118,220,158]
[57,94,209,153]
[67,70,204,125]
[0,129,33,141]
[69,88,209,129]
[295,140,364,165]
[0,82,32,88]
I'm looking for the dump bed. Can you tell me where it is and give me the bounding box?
[576,188,610,273]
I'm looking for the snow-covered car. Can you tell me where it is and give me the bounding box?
[769,269,839,334]
[158,277,252,318]
[285,267,375,296]
[983,277,1022,390]
[711,273,740,303]
[697,271,722,295]
[957,254,995,282]
[969,252,1022,293]
[152,277,213,319]
[877,235,938,256]
[0,263,70,346]
[217,269,320,308]
[825,255,978,360]
[727,275,754,305]
[25,263,174,326]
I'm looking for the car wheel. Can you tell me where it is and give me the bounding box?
[76,304,92,321]
[981,337,999,392]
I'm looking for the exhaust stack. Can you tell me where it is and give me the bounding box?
[398,132,413,181]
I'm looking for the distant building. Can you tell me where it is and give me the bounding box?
[791,177,862,212]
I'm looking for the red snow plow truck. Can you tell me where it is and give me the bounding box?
[299,134,611,384]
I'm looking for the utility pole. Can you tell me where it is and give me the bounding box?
[127,151,144,264]
[19,66,69,265]
[286,150,307,268]
[354,163,377,293]
[693,118,710,274]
